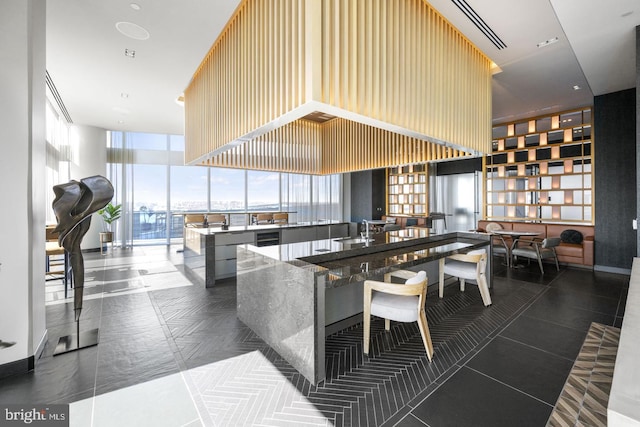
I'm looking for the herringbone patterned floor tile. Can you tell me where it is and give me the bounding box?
[103,249,548,426]
[546,322,621,427]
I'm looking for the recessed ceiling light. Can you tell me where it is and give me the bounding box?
[113,106,130,114]
[121,92,129,99]
[118,120,125,124]
[130,3,141,11]
[124,48,136,58]
[573,85,581,90]
[116,21,150,41]
[537,37,559,48]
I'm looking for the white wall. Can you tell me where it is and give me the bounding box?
[69,125,108,249]
[0,0,47,369]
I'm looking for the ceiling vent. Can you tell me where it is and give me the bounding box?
[451,0,507,50]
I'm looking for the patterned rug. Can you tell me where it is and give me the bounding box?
[547,322,621,427]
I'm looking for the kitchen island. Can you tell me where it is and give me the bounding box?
[183,220,349,287]
[236,228,492,384]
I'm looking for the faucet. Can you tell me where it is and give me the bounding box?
[362,220,370,241]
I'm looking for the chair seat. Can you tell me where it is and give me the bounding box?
[493,246,508,254]
[371,293,419,322]
[443,260,477,281]
[512,247,555,259]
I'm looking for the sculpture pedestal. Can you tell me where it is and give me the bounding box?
[99,232,113,255]
[53,322,99,356]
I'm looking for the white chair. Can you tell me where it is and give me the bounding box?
[511,237,560,274]
[363,270,433,361]
[438,249,492,306]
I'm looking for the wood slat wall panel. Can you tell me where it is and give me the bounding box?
[201,118,471,174]
[317,0,491,153]
[185,0,307,164]
[186,0,490,173]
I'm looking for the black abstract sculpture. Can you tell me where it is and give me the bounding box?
[52,175,113,355]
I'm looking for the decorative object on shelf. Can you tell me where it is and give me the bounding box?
[51,175,114,355]
[485,108,592,224]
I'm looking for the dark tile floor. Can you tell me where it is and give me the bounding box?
[396,262,628,427]
[0,247,629,427]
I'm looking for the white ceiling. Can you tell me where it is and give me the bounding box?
[45,0,639,135]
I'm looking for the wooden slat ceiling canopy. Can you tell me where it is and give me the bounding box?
[185,0,493,175]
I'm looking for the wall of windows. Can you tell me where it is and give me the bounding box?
[107,131,344,246]
[45,100,72,224]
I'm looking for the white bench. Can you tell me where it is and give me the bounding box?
[608,257,640,426]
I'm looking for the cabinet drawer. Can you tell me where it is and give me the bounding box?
[214,245,237,260]
[215,260,237,278]
[330,223,349,238]
[316,226,329,240]
[281,227,316,244]
[215,231,254,246]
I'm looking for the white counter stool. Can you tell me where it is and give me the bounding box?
[363,270,433,361]
[438,249,492,306]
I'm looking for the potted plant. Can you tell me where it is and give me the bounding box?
[98,202,122,246]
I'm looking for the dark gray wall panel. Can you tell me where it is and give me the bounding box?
[637,26,640,259]
[371,168,386,219]
[594,88,637,270]
[350,170,373,223]
[350,169,386,223]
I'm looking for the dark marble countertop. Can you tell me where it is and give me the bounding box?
[240,229,491,288]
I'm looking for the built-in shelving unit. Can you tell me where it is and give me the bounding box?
[485,108,593,224]
[387,164,428,216]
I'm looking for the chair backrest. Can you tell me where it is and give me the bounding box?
[542,237,561,248]
[256,213,273,224]
[206,214,226,225]
[46,226,59,242]
[273,213,288,223]
[485,222,503,233]
[405,270,427,285]
[448,248,486,264]
[185,214,205,226]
